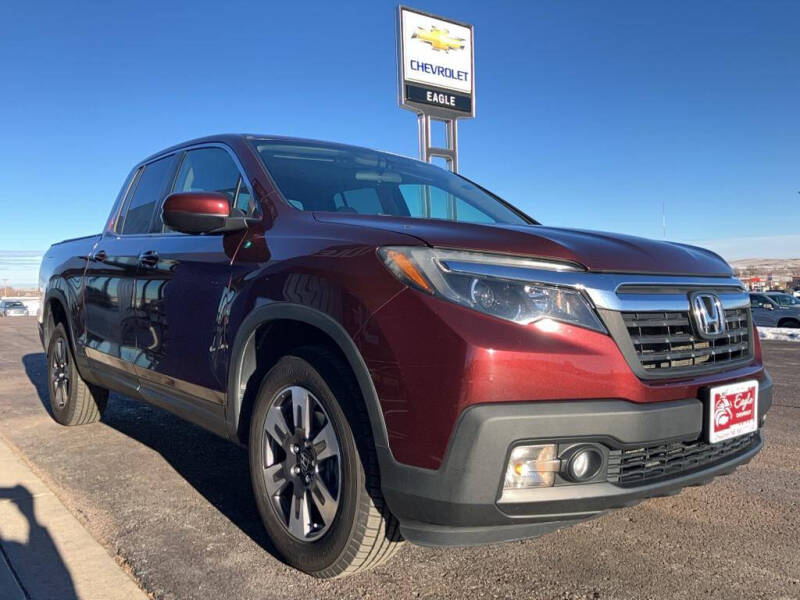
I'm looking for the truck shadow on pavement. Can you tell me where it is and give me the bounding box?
[0,484,78,600]
[21,353,279,560]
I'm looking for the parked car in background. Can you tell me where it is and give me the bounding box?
[750,293,800,328]
[792,288,800,299]
[766,291,800,308]
[38,134,772,578]
[0,300,29,317]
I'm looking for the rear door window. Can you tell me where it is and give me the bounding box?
[771,294,799,306]
[120,156,175,235]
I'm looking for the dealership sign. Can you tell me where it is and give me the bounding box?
[397,6,475,118]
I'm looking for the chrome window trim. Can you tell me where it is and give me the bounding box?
[109,141,261,240]
[438,259,748,312]
[112,166,144,235]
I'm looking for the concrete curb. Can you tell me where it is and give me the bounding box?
[0,437,149,600]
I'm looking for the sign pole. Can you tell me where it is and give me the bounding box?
[417,113,459,171]
[446,118,458,172]
[417,113,430,162]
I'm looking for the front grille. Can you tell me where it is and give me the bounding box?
[622,307,751,373]
[607,432,758,487]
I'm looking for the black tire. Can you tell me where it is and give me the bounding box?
[249,347,403,578]
[778,319,800,329]
[46,323,108,425]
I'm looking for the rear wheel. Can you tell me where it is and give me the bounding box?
[778,318,800,329]
[46,323,108,425]
[249,348,403,578]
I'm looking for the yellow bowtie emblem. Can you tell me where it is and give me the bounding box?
[412,26,465,52]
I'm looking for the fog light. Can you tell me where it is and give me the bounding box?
[504,444,560,489]
[564,447,603,482]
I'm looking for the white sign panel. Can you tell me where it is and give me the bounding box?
[397,6,475,117]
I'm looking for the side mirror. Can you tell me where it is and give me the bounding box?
[163,192,253,234]
[761,302,774,310]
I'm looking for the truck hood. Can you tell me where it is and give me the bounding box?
[314,213,733,277]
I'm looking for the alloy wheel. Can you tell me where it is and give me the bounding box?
[260,385,342,541]
[51,337,70,409]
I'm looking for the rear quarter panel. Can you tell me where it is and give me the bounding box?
[39,235,101,347]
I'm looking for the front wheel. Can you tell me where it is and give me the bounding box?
[249,349,403,578]
[46,323,108,425]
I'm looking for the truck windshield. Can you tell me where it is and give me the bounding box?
[253,140,531,225]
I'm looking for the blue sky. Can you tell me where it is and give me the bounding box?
[1,0,799,285]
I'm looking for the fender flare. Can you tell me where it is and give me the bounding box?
[42,288,77,351]
[42,287,97,382]
[225,302,391,454]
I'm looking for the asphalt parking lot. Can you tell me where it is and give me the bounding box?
[0,316,797,600]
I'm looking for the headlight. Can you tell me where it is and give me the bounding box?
[378,246,606,332]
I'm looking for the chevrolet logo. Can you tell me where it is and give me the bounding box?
[412,26,465,52]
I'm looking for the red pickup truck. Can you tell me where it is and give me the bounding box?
[39,134,771,578]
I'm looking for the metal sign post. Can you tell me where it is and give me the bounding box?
[417,113,458,172]
[397,6,474,173]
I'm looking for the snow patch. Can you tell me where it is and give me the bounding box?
[758,327,800,342]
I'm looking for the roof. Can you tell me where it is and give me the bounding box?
[139,133,413,166]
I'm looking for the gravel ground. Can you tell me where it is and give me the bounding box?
[0,316,797,600]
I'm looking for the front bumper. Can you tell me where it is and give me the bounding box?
[380,372,772,546]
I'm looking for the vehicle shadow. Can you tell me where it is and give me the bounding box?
[0,484,78,599]
[21,352,278,559]
[22,352,50,414]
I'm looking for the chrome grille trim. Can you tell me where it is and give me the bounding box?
[592,278,754,379]
[621,307,751,372]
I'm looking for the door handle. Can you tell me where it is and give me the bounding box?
[138,250,159,268]
[92,250,107,262]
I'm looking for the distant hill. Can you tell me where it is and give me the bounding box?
[730,258,800,271]
[730,258,800,282]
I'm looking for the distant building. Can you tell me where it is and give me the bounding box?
[733,271,795,291]
[730,259,800,291]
